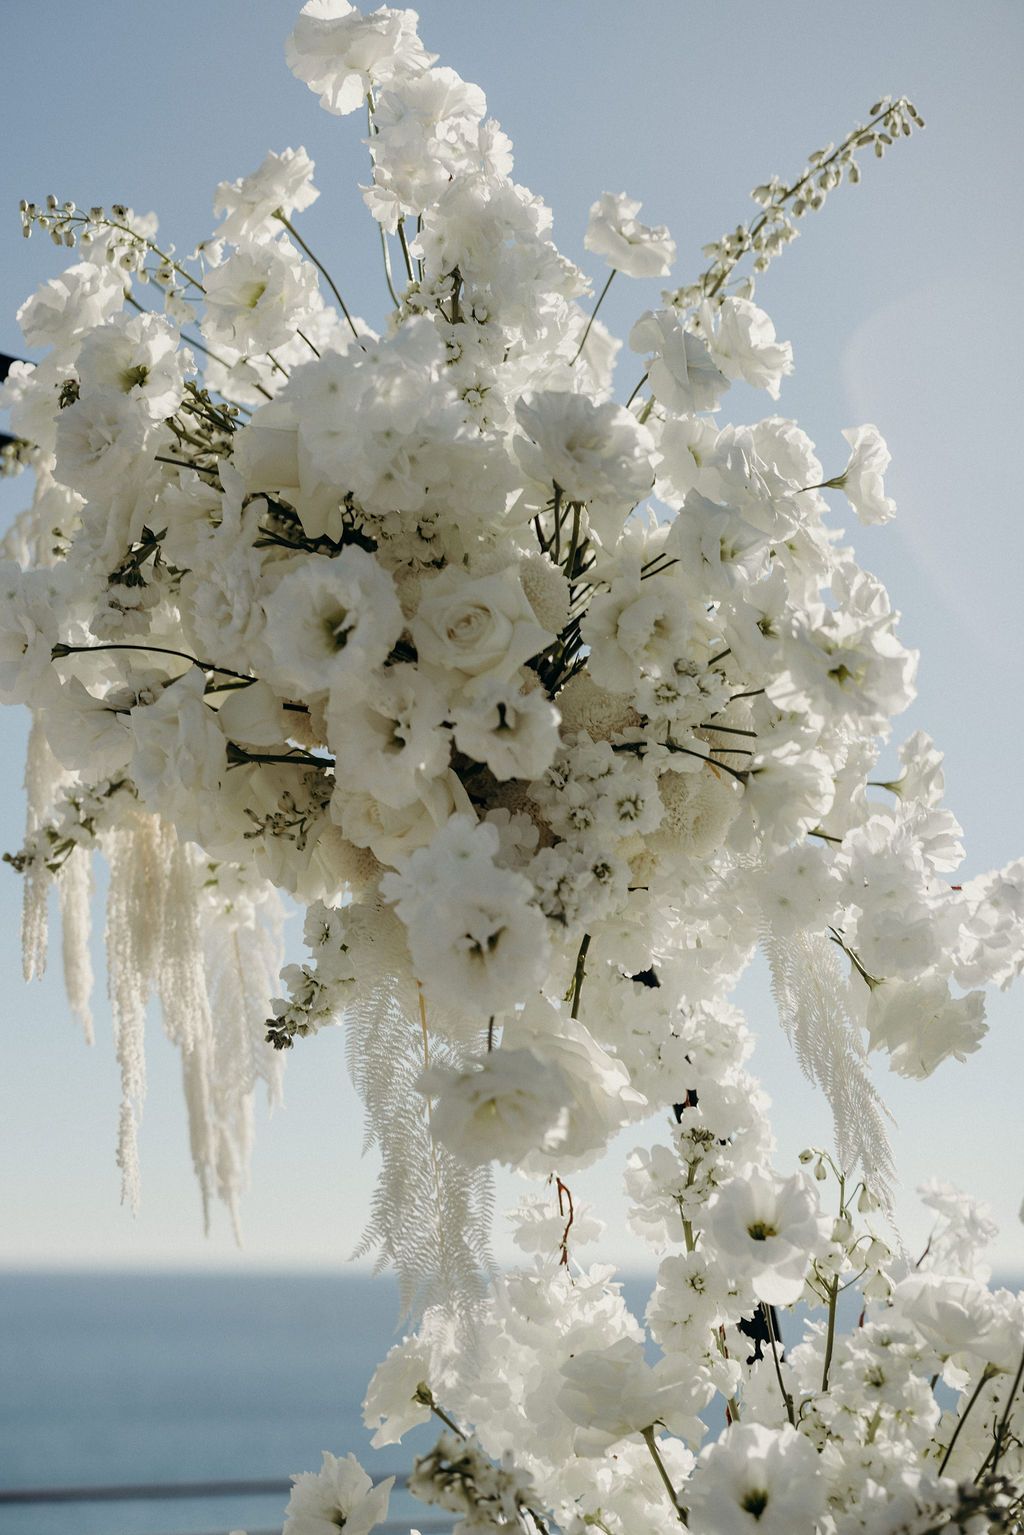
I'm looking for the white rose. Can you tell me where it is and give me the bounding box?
[411,566,554,686]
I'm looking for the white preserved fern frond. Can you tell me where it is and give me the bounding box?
[762,925,896,1209]
[342,908,494,1327]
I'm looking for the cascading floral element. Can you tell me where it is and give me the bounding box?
[3,2,1023,1530]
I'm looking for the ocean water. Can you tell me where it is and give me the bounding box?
[0,1271,439,1535]
[0,1270,661,1535]
[2,1270,1013,1535]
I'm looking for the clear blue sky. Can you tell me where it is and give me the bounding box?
[1,0,1022,1274]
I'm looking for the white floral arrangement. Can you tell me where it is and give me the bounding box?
[3,3,1023,1532]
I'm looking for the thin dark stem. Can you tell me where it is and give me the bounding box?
[940,1367,996,1474]
[763,1303,796,1426]
[377,223,401,309]
[569,933,591,1019]
[641,1428,686,1524]
[820,1277,840,1391]
[625,371,648,409]
[52,640,252,681]
[274,210,364,347]
[396,219,416,285]
[571,269,615,364]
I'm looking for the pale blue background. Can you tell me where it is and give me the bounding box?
[1,1,1022,1274]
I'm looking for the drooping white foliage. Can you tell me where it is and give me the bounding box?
[2,4,1023,1527]
[762,925,897,1209]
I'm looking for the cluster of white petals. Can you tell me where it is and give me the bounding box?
[4,8,1022,1534]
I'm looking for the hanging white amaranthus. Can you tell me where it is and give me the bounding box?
[2,3,1023,1530]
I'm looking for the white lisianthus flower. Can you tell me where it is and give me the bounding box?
[286,0,435,116]
[419,1047,573,1168]
[686,1422,825,1535]
[702,297,794,401]
[704,1168,829,1305]
[629,308,728,415]
[584,191,676,278]
[411,566,554,688]
[260,548,404,698]
[836,423,897,524]
[214,146,319,244]
[202,241,320,356]
[557,1336,712,1454]
[863,975,987,1079]
[328,663,450,809]
[381,816,550,1013]
[451,680,560,781]
[283,1451,393,1535]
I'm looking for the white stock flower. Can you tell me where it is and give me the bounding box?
[514,391,654,537]
[584,191,676,278]
[703,297,793,400]
[129,668,226,824]
[686,1422,825,1535]
[328,664,450,808]
[283,1451,393,1535]
[202,241,320,355]
[704,1168,829,1305]
[381,816,550,1013]
[863,975,987,1079]
[629,308,728,415]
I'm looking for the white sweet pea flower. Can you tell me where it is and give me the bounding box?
[629,308,728,415]
[202,241,320,356]
[863,975,987,1079]
[214,147,319,244]
[557,1335,712,1454]
[584,191,676,278]
[362,1338,435,1448]
[704,1168,829,1305]
[702,297,793,400]
[836,423,897,524]
[419,1046,573,1168]
[686,1422,825,1535]
[283,1451,393,1535]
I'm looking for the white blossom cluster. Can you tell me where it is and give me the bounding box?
[3,3,1023,1531]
